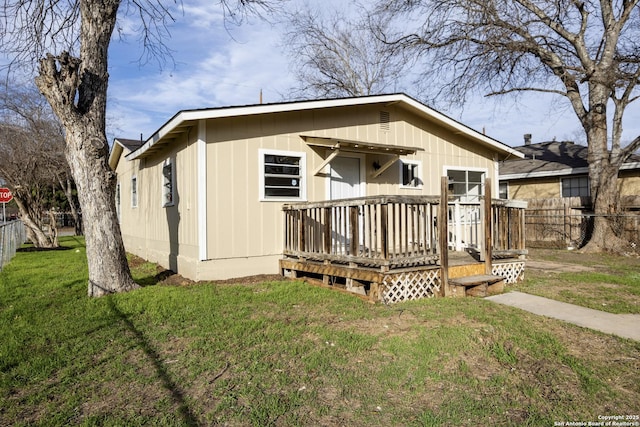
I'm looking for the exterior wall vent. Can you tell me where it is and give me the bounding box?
[379,111,390,131]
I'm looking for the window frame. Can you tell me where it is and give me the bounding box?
[162,158,175,207]
[561,175,589,198]
[399,159,423,189]
[131,176,138,208]
[259,149,307,202]
[445,167,486,202]
[498,181,509,199]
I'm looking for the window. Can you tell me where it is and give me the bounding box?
[131,176,138,208]
[447,169,484,202]
[163,158,174,207]
[499,182,509,199]
[561,176,589,197]
[259,149,306,201]
[400,160,423,189]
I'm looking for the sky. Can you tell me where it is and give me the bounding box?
[105,0,640,149]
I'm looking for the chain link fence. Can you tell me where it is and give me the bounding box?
[0,221,27,271]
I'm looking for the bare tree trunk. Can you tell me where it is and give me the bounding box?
[35,0,138,296]
[581,99,628,253]
[59,176,82,235]
[47,210,59,247]
[66,127,138,296]
[13,196,57,248]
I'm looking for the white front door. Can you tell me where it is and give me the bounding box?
[329,156,364,253]
[329,156,363,200]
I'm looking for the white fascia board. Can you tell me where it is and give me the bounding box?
[500,167,589,180]
[128,93,524,161]
[620,162,640,170]
[108,142,124,170]
[501,161,640,181]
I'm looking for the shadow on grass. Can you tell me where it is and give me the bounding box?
[18,236,86,252]
[107,298,200,426]
[135,270,178,287]
[17,246,73,252]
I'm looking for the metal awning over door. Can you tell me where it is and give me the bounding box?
[301,135,423,177]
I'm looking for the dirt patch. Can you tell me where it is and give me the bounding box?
[525,259,597,273]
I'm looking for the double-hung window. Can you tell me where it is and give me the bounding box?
[259,149,306,201]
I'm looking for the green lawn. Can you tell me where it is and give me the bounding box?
[515,248,640,314]
[1,237,639,426]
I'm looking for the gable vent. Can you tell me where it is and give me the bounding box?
[379,111,390,131]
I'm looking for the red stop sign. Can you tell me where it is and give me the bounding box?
[0,188,13,203]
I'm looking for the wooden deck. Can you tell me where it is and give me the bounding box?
[280,178,527,303]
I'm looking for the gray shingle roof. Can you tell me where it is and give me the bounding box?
[114,138,144,152]
[500,141,640,176]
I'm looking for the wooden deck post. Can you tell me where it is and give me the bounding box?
[349,206,359,256]
[484,178,493,275]
[324,207,332,256]
[299,210,306,254]
[380,203,389,261]
[439,177,450,297]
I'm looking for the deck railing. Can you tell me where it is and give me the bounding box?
[491,199,527,256]
[283,193,527,269]
[283,195,441,268]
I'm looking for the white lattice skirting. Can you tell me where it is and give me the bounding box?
[492,261,526,283]
[381,269,441,304]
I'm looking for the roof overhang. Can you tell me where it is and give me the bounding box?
[500,161,640,180]
[126,93,525,161]
[301,135,422,156]
[302,135,424,177]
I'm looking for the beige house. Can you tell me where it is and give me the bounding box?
[109,94,523,281]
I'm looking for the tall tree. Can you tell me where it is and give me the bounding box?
[375,0,640,252]
[0,0,277,296]
[283,5,409,98]
[0,83,69,248]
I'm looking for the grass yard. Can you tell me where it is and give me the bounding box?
[515,248,640,314]
[1,237,639,426]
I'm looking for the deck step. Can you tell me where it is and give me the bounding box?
[449,274,505,297]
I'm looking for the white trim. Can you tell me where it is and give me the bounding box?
[197,120,207,261]
[259,148,307,202]
[500,161,640,181]
[443,166,489,200]
[500,166,589,180]
[399,159,423,190]
[128,94,523,161]
[326,153,366,200]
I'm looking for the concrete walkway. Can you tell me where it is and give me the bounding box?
[486,291,640,342]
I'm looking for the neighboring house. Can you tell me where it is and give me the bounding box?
[499,136,640,207]
[109,94,523,281]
